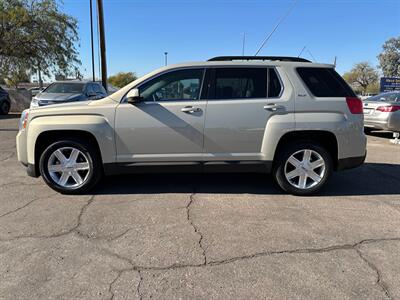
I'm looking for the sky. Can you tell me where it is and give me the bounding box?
[60,0,400,79]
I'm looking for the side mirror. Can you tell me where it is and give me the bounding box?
[87,91,96,97]
[126,88,142,104]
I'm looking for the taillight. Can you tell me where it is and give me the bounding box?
[376,105,400,112]
[346,97,363,114]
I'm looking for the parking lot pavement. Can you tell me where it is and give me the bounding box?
[0,114,399,300]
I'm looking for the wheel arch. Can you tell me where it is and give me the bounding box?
[34,130,103,176]
[273,130,339,170]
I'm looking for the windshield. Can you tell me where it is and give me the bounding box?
[44,83,85,94]
[367,92,400,102]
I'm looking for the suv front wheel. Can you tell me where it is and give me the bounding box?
[39,139,102,194]
[273,142,333,195]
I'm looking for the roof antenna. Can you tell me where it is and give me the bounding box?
[297,46,306,58]
[333,56,337,67]
[254,0,299,56]
[307,49,317,62]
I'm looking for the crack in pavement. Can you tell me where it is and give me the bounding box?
[97,237,400,300]
[355,248,392,300]
[0,194,96,242]
[137,269,143,300]
[0,192,57,218]
[186,190,207,265]
[0,151,15,161]
[0,189,398,299]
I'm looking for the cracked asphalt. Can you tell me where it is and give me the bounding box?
[1,113,400,300]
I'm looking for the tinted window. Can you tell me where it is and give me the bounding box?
[268,68,282,98]
[45,83,85,94]
[297,67,355,97]
[139,69,204,101]
[214,68,267,99]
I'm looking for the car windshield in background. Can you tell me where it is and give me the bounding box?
[45,83,85,94]
[367,92,400,102]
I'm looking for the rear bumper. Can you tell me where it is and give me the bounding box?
[364,113,400,132]
[336,153,366,171]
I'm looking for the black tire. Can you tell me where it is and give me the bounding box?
[0,101,10,115]
[273,141,333,196]
[39,139,102,194]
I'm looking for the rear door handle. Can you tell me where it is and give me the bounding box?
[264,103,285,111]
[181,106,201,114]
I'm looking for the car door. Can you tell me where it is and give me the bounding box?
[203,67,293,161]
[114,68,206,163]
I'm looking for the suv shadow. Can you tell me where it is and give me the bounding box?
[94,162,400,196]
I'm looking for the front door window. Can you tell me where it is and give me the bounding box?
[139,69,204,102]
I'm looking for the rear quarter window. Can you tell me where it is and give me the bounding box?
[297,67,355,97]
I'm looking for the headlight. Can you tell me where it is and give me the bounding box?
[19,109,29,131]
[30,98,39,108]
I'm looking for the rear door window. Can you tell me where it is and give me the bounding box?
[213,68,267,99]
[297,67,355,97]
[268,68,282,98]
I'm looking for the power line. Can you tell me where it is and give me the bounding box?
[254,0,298,56]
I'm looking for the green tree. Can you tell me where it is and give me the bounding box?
[343,62,379,94]
[0,0,81,87]
[378,37,400,77]
[108,72,137,88]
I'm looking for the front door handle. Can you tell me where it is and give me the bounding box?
[264,103,285,111]
[181,106,201,114]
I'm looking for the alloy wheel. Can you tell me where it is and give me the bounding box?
[284,149,326,190]
[47,147,91,188]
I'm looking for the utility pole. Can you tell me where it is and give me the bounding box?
[164,52,168,66]
[97,0,108,92]
[89,0,95,82]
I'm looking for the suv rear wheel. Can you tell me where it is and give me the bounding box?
[273,142,332,195]
[39,139,102,194]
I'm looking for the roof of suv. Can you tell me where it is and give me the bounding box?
[107,57,335,102]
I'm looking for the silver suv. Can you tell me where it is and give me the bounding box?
[16,56,366,195]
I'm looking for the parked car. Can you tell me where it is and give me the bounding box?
[0,87,11,115]
[359,93,377,101]
[16,56,366,195]
[30,80,107,108]
[363,92,400,133]
[28,87,44,98]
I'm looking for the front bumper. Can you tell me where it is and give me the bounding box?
[16,130,28,165]
[16,129,39,177]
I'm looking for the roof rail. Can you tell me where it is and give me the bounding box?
[208,56,311,63]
